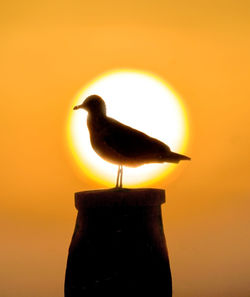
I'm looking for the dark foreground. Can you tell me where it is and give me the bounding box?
[65,188,172,297]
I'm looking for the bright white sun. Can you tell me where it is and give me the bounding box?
[67,69,189,187]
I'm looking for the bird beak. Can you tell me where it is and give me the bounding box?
[73,104,84,110]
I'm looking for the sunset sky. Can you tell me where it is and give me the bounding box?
[1,1,250,296]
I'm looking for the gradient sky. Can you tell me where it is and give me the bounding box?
[1,1,250,296]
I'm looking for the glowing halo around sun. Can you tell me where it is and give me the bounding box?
[67,69,189,187]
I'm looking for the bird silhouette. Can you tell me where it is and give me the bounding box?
[73,95,190,187]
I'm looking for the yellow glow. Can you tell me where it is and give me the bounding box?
[67,69,189,187]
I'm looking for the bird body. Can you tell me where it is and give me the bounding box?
[73,95,190,187]
[87,113,188,167]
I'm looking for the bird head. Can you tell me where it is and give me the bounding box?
[73,95,106,115]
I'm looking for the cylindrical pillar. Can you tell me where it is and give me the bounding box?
[65,188,172,296]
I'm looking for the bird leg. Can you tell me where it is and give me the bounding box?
[116,165,121,188]
[116,165,123,188]
[119,165,123,188]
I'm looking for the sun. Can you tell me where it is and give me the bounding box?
[67,69,189,187]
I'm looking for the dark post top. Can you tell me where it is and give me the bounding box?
[66,188,172,297]
[75,188,165,209]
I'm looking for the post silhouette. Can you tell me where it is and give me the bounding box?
[65,188,172,296]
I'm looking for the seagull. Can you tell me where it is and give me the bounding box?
[73,95,190,188]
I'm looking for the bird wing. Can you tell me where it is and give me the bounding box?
[102,117,170,161]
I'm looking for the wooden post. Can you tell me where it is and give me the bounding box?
[65,188,172,296]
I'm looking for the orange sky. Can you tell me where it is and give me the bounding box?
[1,1,250,296]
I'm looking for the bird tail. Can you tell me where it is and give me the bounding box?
[164,152,191,163]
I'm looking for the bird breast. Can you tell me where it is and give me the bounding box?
[87,116,125,165]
